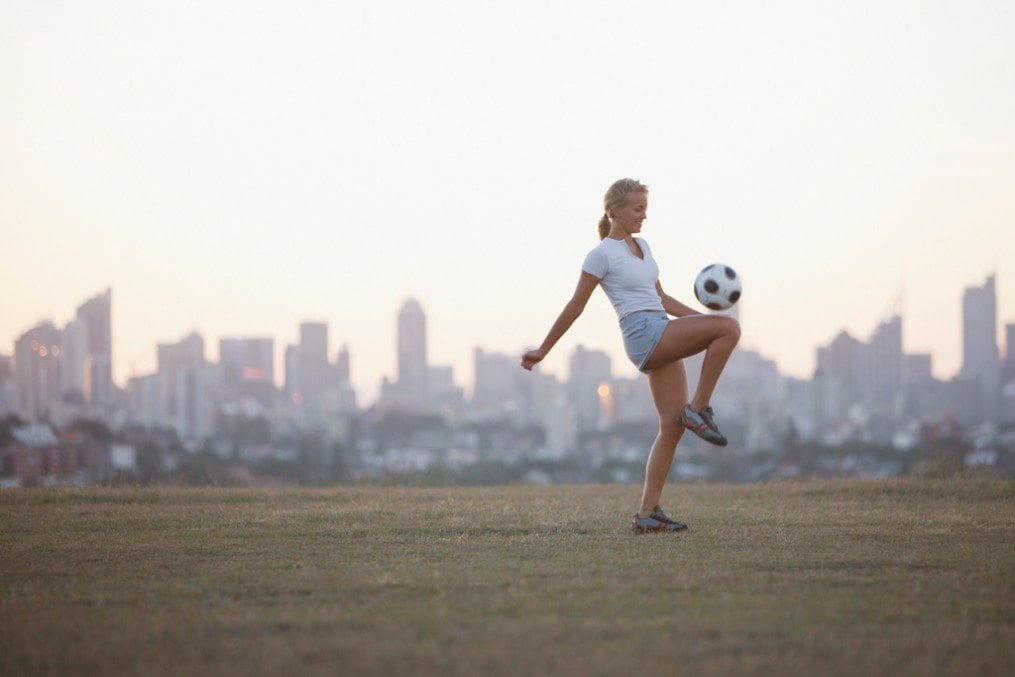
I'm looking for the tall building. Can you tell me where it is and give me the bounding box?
[173,364,215,448]
[126,373,170,430]
[284,344,299,401]
[332,343,356,415]
[473,347,525,420]
[428,365,464,412]
[1002,323,1015,384]
[397,298,428,407]
[59,318,88,401]
[219,337,274,406]
[813,330,862,423]
[859,315,904,419]
[568,345,612,429]
[961,274,1000,422]
[529,371,575,457]
[336,343,351,384]
[715,348,783,451]
[608,376,655,424]
[299,321,330,403]
[327,340,358,418]
[0,354,14,417]
[300,322,328,365]
[158,332,205,375]
[13,322,63,419]
[154,332,208,444]
[75,289,113,406]
[285,322,335,411]
[810,314,925,434]
[998,322,1015,424]
[1003,323,1015,423]
[902,353,935,419]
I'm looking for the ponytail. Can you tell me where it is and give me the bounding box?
[599,178,648,241]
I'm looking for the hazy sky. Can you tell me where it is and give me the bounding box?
[2,1,1013,404]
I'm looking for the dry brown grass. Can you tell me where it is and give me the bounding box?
[1,478,1012,675]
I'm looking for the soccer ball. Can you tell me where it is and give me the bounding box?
[694,264,742,311]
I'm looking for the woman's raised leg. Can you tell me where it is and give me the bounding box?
[642,314,740,410]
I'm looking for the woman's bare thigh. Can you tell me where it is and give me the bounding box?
[642,315,734,372]
[647,359,689,422]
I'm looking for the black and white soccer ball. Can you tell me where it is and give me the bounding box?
[693,263,742,311]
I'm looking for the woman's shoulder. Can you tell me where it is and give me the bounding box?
[582,239,618,276]
[587,238,619,255]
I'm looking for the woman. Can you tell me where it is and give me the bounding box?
[520,178,740,533]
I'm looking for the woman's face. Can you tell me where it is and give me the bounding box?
[611,192,648,234]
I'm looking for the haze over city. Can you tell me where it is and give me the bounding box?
[2,2,1012,405]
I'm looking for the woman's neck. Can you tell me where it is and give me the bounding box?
[606,228,634,242]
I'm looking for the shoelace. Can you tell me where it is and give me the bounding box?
[700,407,719,432]
[651,506,677,524]
[682,409,709,432]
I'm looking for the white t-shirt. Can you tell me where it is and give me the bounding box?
[582,237,665,320]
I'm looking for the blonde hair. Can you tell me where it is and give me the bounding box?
[598,178,648,240]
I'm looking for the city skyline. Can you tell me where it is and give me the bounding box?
[4,274,1009,408]
[4,270,1011,490]
[2,2,1013,403]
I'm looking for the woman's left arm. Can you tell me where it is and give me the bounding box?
[656,281,702,318]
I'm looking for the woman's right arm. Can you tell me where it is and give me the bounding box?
[520,271,600,371]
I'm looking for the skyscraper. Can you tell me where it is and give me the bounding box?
[1002,323,1015,385]
[813,330,862,423]
[473,347,523,419]
[126,373,170,430]
[329,343,357,416]
[219,337,275,406]
[156,333,213,447]
[60,318,88,401]
[903,353,935,419]
[1003,323,1015,423]
[0,354,15,417]
[961,274,1000,422]
[13,321,63,419]
[336,343,351,384]
[76,289,113,406]
[300,322,328,366]
[859,315,904,419]
[397,298,428,406]
[284,344,299,401]
[568,344,612,429]
[158,332,205,375]
[299,321,329,403]
[284,321,332,409]
[173,364,215,447]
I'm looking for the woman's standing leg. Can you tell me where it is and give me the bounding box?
[637,359,688,517]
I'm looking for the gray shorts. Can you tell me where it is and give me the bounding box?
[619,310,670,372]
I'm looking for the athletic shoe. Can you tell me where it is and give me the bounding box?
[631,512,688,533]
[679,405,728,446]
[650,505,688,530]
[700,407,720,433]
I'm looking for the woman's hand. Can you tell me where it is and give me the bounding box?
[520,349,546,371]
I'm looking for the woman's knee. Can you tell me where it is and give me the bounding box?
[658,417,684,440]
[722,316,741,342]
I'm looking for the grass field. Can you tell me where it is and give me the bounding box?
[1,478,1012,675]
